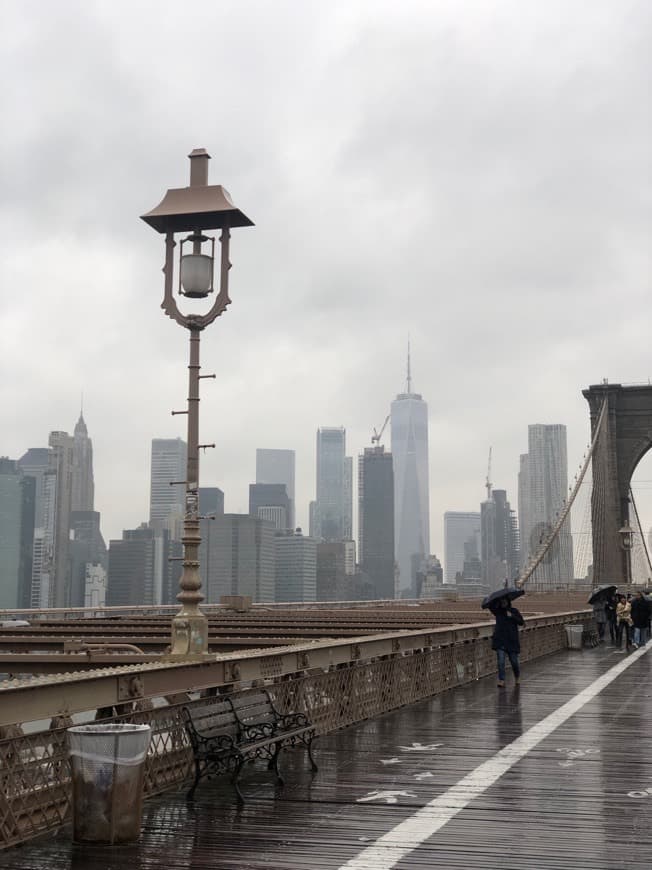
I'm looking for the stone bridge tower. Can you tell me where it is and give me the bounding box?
[583,383,652,585]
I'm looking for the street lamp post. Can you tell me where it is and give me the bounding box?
[141,149,253,656]
[619,519,634,586]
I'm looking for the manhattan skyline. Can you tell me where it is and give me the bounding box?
[0,2,649,559]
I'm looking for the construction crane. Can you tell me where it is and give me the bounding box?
[372,414,390,446]
[485,446,493,500]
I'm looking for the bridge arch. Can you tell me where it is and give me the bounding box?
[583,383,652,584]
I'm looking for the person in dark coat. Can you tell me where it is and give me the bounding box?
[491,597,525,688]
[631,591,652,648]
[604,594,618,644]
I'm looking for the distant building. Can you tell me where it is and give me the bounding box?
[444,512,481,584]
[275,529,317,602]
[71,413,94,512]
[107,525,158,606]
[18,448,54,608]
[358,445,395,598]
[391,349,430,595]
[316,541,356,601]
[314,427,351,542]
[199,487,224,517]
[48,430,75,607]
[256,449,295,528]
[200,514,275,603]
[68,511,107,607]
[519,424,573,584]
[417,555,444,599]
[149,438,187,537]
[84,563,107,611]
[0,458,35,608]
[249,483,290,530]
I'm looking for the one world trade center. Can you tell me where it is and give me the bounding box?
[391,347,430,595]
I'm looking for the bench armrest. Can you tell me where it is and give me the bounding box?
[241,722,275,741]
[279,712,310,730]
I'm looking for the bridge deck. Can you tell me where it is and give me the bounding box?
[4,643,651,869]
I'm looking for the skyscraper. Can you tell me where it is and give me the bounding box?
[0,459,35,609]
[519,424,574,584]
[444,511,481,583]
[48,430,74,607]
[256,449,296,527]
[249,483,291,530]
[314,427,352,543]
[358,445,395,598]
[391,349,430,594]
[149,438,187,536]
[201,514,275,602]
[71,412,94,512]
[275,529,317,602]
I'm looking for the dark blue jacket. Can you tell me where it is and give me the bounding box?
[491,606,524,653]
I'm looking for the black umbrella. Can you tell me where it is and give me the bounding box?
[481,587,525,611]
[588,584,617,605]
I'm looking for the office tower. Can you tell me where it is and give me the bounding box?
[107,525,157,606]
[444,512,481,583]
[68,511,107,607]
[200,514,275,603]
[0,459,35,608]
[249,483,290,530]
[149,438,187,537]
[316,540,357,601]
[84,563,107,611]
[48,430,74,607]
[275,529,317,602]
[71,412,94,512]
[519,424,574,584]
[417,555,444,599]
[358,445,395,599]
[391,350,430,594]
[256,449,295,527]
[198,487,224,517]
[314,427,351,542]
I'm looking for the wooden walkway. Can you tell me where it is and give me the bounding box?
[4,643,652,869]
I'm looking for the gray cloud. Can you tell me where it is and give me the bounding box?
[1,0,650,554]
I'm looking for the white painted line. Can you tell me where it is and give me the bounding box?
[339,645,651,870]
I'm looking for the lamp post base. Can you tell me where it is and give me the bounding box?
[169,612,209,657]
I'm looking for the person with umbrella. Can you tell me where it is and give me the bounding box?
[482,588,525,688]
[588,584,616,644]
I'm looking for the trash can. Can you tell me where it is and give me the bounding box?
[565,624,584,650]
[67,723,151,844]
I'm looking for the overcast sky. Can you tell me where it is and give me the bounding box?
[1,0,650,558]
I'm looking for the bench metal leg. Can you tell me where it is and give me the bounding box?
[270,745,285,786]
[231,757,246,804]
[186,758,203,800]
[307,739,318,773]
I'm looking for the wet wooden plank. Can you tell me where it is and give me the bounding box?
[3,644,651,869]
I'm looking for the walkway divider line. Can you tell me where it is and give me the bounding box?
[339,645,651,870]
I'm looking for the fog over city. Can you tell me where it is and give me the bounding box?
[1,0,650,554]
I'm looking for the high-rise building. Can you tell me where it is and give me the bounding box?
[358,445,395,599]
[314,427,351,542]
[48,430,74,607]
[275,529,317,602]
[444,511,481,583]
[68,511,107,607]
[149,438,187,537]
[200,514,275,603]
[198,487,225,518]
[107,525,157,606]
[391,350,430,594]
[0,459,35,608]
[256,449,295,527]
[71,412,94,512]
[519,424,574,584]
[249,483,290,530]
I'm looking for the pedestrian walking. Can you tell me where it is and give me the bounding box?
[491,596,524,688]
[631,591,651,648]
[592,598,607,642]
[616,594,632,650]
[605,594,618,644]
